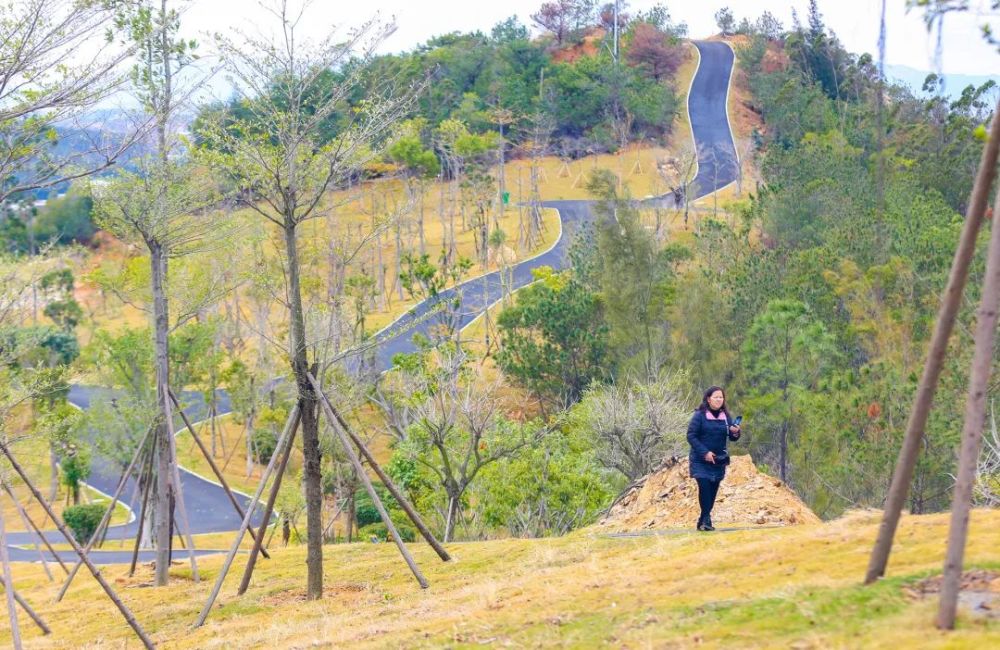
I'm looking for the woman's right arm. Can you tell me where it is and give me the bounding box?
[687,413,710,457]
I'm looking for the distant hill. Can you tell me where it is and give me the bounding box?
[883,63,999,98]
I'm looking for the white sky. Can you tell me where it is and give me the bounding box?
[178,0,1000,76]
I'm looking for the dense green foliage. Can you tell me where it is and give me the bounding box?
[63,503,104,544]
[489,5,997,522]
[672,7,993,517]
[194,8,688,179]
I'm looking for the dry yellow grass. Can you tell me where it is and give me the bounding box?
[2,510,999,647]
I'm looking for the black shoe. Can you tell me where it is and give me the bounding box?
[704,516,715,531]
[697,516,711,531]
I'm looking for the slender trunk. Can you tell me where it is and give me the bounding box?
[937,188,1000,629]
[417,181,425,255]
[394,220,403,301]
[373,196,385,310]
[282,221,323,600]
[150,242,172,586]
[246,409,254,478]
[346,488,355,543]
[0,505,22,649]
[49,445,59,502]
[444,492,460,543]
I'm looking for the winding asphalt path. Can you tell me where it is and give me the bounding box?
[6,41,738,565]
[373,41,738,367]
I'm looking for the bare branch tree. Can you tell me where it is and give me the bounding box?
[199,0,417,599]
[575,374,690,482]
[0,0,143,204]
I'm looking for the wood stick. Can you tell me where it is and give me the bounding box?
[164,390,199,581]
[937,188,1000,629]
[169,390,270,560]
[865,97,1000,584]
[0,574,50,636]
[3,486,69,574]
[0,480,53,581]
[56,424,153,602]
[0,503,23,649]
[309,372,450,562]
[0,440,155,649]
[130,442,156,577]
[236,418,299,595]
[307,373,429,588]
[193,406,300,628]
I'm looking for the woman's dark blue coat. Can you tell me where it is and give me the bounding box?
[687,409,740,481]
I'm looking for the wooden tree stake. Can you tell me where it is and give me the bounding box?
[937,187,1000,629]
[193,406,300,628]
[0,574,50,636]
[57,424,153,601]
[309,372,450,562]
[307,373,429,588]
[236,414,298,595]
[865,99,1000,584]
[0,440,155,649]
[0,503,23,649]
[168,390,270,559]
[0,479,54,581]
[163,391,199,582]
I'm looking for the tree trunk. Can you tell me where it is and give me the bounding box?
[417,181,425,256]
[150,242,173,586]
[282,221,323,600]
[346,488,355,543]
[0,505,22,650]
[49,445,59,502]
[444,493,460,543]
[394,219,403,301]
[246,409,255,478]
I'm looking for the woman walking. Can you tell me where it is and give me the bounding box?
[687,386,741,531]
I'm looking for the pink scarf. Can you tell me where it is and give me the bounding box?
[704,410,728,423]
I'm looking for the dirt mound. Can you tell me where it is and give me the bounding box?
[598,455,820,531]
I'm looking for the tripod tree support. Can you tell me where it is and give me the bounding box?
[0,504,23,648]
[937,187,1000,629]
[130,440,157,577]
[236,410,298,595]
[865,99,1000,585]
[306,372,429,589]
[0,440,154,649]
[194,406,301,628]
[163,391,200,582]
[0,479,56,580]
[308,372,450,562]
[168,389,270,560]
[0,574,50,637]
[57,424,153,601]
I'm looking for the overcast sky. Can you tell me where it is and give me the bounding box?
[178,0,999,76]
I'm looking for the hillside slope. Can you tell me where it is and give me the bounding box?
[2,510,998,648]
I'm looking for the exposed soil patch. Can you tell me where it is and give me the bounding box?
[904,570,1000,619]
[260,582,369,606]
[597,455,820,531]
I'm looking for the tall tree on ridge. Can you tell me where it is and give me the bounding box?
[199,0,415,599]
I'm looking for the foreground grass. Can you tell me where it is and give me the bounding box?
[3,509,998,648]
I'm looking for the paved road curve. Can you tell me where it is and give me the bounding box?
[6,41,737,564]
[372,40,738,370]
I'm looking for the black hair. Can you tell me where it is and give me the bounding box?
[697,385,731,419]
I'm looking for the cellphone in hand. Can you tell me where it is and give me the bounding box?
[733,415,743,426]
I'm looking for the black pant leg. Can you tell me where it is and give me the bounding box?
[696,478,717,519]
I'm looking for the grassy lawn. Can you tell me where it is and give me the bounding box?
[2,509,998,647]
